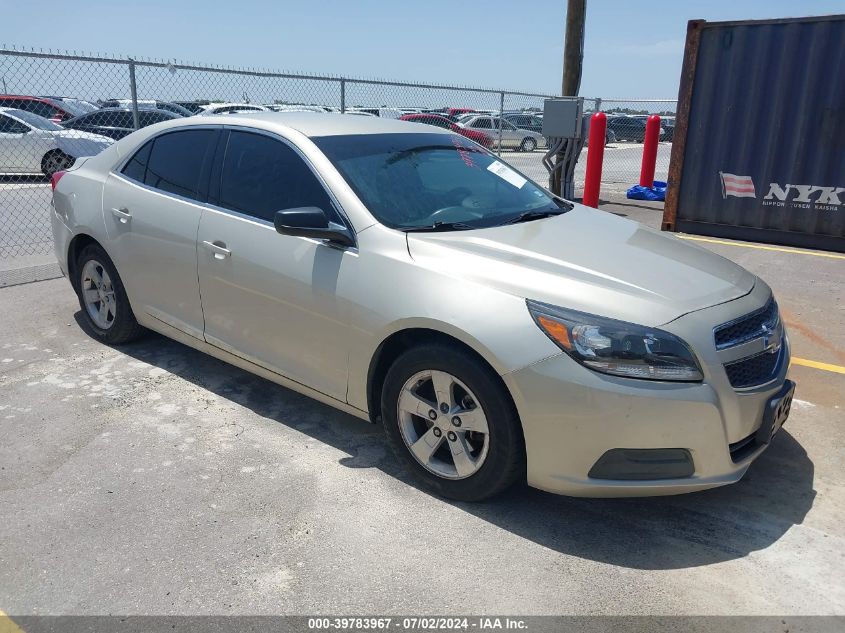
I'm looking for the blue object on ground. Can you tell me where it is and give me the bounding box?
[626,180,667,201]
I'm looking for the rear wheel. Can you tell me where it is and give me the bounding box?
[381,344,525,501]
[74,244,144,345]
[41,150,73,177]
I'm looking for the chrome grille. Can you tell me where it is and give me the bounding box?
[714,298,779,349]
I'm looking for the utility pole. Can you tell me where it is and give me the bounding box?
[562,0,586,96]
[552,0,587,195]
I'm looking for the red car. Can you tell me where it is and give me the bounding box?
[447,107,475,117]
[0,95,85,123]
[399,113,492,148]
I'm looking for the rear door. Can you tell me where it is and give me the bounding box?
[196,128,354,400]
[102,127,220,339]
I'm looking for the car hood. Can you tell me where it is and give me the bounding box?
[406,204,755,326]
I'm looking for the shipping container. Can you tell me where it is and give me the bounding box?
[662,15,845,253]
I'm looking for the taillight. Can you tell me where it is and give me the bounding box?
[50,170,67,191]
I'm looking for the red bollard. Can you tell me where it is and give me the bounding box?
[583,112,606,208]
[639,115,661,188]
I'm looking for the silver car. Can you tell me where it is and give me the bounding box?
[457,114,547,151]
[50,113,794,501]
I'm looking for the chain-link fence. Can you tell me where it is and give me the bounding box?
[597,99,677,190]
[0,47,675,265]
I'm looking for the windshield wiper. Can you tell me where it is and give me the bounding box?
[403,221,476,233]
[503,209,568,225]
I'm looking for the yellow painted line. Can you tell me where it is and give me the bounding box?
[0,609,24,633]
[677,235,845,260]
[791,357,845,375]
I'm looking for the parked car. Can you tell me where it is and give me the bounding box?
[660,117,675,141]
[100,99,192,117]
[173,101,210,114]
[348,108,403,119]
[50,112,793,502]
[0,95,90,123]
[61,108,181,140]
[0,107,112,175]
[458,115,546,151]
[399,113,492,148]
[267,105,327,113]
[447,107,475,117]
[502,113,543,134]
[199,103,268,115]
[582,113,618,146]
[605,116,666,142]
[42,96,99,114]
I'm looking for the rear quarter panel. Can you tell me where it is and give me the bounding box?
[52,144,123,271]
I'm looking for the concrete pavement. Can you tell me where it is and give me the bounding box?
[0,205,843,615]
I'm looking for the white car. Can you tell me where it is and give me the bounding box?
[198,103,269,115]
[0,107,114,176]
[347,107,403,119]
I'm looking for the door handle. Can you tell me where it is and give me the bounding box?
[110,207,131,223]
[202,240,231,260]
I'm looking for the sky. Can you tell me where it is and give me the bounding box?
[2,0,844,99]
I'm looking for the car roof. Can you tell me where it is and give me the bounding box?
[67,107,181,122]
[178,111,454,137]
[0,95,46,100]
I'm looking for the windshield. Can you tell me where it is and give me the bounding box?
[8,109,63,131]
[313,133,567,230]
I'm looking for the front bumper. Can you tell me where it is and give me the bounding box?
[503,285,792,497]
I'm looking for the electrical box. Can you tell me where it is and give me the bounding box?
[542,98,583,138]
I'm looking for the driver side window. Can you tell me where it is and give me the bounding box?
[217,131,339,224]
[0,115,29,134]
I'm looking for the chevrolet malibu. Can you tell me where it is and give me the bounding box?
[50,113,794,501]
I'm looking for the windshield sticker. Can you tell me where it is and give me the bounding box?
[487,161,527,189]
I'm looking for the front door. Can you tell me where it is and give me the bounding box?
[197,129,354,401]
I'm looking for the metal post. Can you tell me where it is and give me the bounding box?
[594,97,601,113]
[340,78,346,113]
[497,91,504,157]
[639,115,661,187]
[583,112,607,208]
[128,59,140,130]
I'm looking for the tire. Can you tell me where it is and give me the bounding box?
[74,243,145,345]
[381,344,525,501]
[41,150,73,177]
[519,137,537,152]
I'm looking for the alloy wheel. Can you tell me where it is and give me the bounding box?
[81,259,116,329]
[396,369,490,480]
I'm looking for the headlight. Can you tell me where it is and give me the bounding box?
[527,300,703,382]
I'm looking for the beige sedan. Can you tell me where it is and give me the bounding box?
[50,112,793,501]
[457,114,547,151]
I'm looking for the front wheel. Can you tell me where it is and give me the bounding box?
[381,344,525,501]
[520,137,537,152]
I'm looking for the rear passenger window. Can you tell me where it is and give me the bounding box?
[218,131,336,223]
[121,141,153,182]
[143,130,217,201]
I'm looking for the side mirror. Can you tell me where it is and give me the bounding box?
[273,207,355,248]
